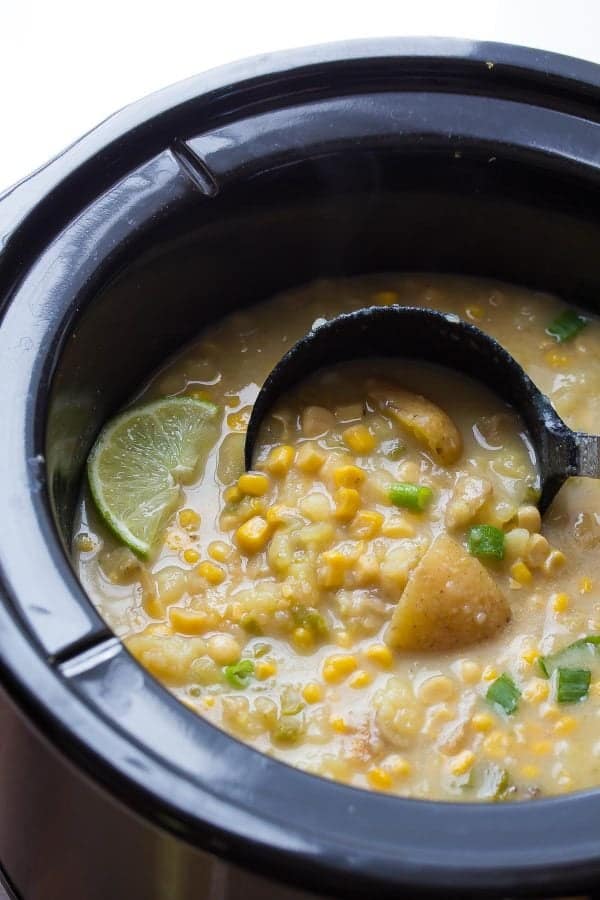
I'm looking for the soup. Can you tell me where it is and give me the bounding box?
[74,274,600,801]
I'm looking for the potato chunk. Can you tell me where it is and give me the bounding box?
[386,534,510,651]
[445,475,493,529]
[369,383,462,466]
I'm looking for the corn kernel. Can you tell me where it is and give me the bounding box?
[330,716,351,734]
[349,669,373,689]
[389,757,412,778]
[164,530,186,551]
[208,541,232,563]
[554,715,577,736]
[521,648,540,666]
[520,764,540,779]
[196,560,226,585]
[517,504,542,533]
[292,627,315,651]
[545,350,569,368]
[255,660,277,680]
[179,508,200,530]
[227,408,251,431]
[342,424,376,454]
[235,516,271,554]
[504,528,530,560]
[349,509,384,539]
[203,695,216,708]
[334,629,353,648]
[472,713,494,732]
[532,739,552,756]
[333,465,366,489]
[522,680,549,703]
[373,289,399,304]
[482,666,498,681]
[224,485,242,504]
[459,660,481,684]
[483,730,510,758]
[466,304,484,321]
[580,576,593,594]
[364,644,393,668]
[367,767,393,790]
[511,560,533,586]
[450,750,475,776]
[552,592,570,613]
[317,559,346,590]
[296,442,325,474]
[264,445,295,476]
[333,487,361,521]
[540,704,561,721]
[381,515,415,538]
[238,471,270,497]
[183,548,200,564]
[169,607,208,634]
[302,682,323,704]
[543,549,566,576]
[144,595,166,620]
[323,654,358,683]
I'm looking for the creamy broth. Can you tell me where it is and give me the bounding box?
[75,274,600,801]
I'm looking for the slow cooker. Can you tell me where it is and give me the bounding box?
[2,38,600,900]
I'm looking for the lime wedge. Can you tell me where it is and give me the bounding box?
[87,397,220,558]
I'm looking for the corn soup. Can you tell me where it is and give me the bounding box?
[75,274,600,801]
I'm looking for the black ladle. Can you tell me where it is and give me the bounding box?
[244,306,600,514]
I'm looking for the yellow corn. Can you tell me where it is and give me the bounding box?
[471,713,494,732]
[255,660,277,680]
[296,442,325,474]
[333,464,366,488]
[264,445,295,476]
[330,716,351,734]
[238,471,270,497]
[390,757,412,778]
[482,666,498,681]
[466,305,484,321]
[510,560,533,586]
[302,682,323,704]
[292,627,314,651]
[203,695,216,708]
[520,764,540,779]
[540,704,561,721]
[196,560,226,585]
[580,576,593,594]
[349,509,383,539]
[164,530,186,551]
[323,654,358,683]
[381,515,415,538]
[517,504,542,533]
[532,739,552,756]
[224,485,242,504]
[367,767,393,790]
[334,629,353,649]
[552,592,570,613]
[364,643,393,668]
[459,660,481,684]
[179,508,200,530]
[349,669,372,689]
[169,607,208,634]
[235,516,271,553]
[373,289,399,304]
[522,680,549,703]
[483,730,510,758]
[545,350,569,368]
[227,408,251,431]
[208,541,232,563]
[183,548,200,565]
[450,750,475,776]
[333,487,361,521]
[342,424,376,454]
[554,715,577,736]
[521,648,540,666]
[543,549,566,576]
[144,595,166,620]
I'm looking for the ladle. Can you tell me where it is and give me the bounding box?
[244,306,600,513]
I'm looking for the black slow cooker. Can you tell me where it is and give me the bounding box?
[2,38,600,900]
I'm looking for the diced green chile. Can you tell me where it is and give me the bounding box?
[389,482,433,511]
[546,309,587,343]
[539,635,600,678]
[292,605,329,638]
[486,674,521,714]
[223,659,255,688]
[468,525,505,561]
[556,667,591,704]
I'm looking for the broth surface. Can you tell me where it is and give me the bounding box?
[75,274,600,801]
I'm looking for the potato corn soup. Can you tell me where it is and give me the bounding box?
[75,274,600,802]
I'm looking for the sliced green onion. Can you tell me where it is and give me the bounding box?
[468,524,505,560]
[546,309,587,343]
[486,674,521,714]
[389,482,433,511]
[538,635,600,678]
[556,667,591,704]
[223,659,255,688]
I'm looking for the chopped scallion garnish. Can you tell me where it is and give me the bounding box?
[546,309,587,343]
[223,659,255,688]
[486,673,521,714]
[468,524,505,560]
[556,667,591,704]
[538,635,600,678]
[389,482,433,511]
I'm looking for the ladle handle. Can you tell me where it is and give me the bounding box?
[574,432,600,478]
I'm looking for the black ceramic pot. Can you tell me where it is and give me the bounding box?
[2,38,600,900]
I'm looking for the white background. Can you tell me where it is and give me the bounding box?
[2,0,600,194]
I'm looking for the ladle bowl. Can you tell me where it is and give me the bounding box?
[245,306,600,513]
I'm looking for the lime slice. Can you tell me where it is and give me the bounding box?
[87,396,220,558]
